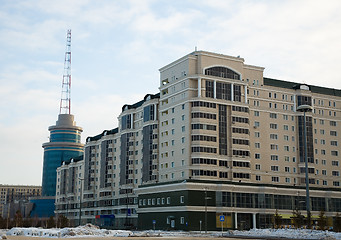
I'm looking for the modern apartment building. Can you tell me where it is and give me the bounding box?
[55,94,160,228]
[56,50,341,230]
[0,185,41,217]
[137,51,341,230]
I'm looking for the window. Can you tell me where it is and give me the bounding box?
[270,144,278,150]
[270,134,278,140]
[322,170,327,175]
[331,141,338,146]
[330,131,337,136]
[167,197,170,204]
[180,196,184,203]
[283,125,289,131]
[255,132,260,138]
[331,151,339,156]
[255,143,260,148]
[271,166,279,171]
[254,121,260,127]
[270,123,277,129]
[180,217,185,224]
[182,126,185,132]
[271,155,278,161]
[285,167,290,172]
[256,175,261,181]
[270,113,277,119]
[332,171,340,176]
[272,176,279,182]
[255,153,261,159]
[254,111,260,117]
[330,121,337,126]
[255,164,261,170]
[332,161,339,166]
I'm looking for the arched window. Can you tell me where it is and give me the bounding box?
[205,66,240,80]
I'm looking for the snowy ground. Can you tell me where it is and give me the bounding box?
[1,224,341,239]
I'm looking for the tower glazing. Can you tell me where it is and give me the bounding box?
[41,114,83,196]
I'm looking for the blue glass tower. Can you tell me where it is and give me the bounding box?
[42,114,84,196]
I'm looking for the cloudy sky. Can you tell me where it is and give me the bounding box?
[0,0,340,186]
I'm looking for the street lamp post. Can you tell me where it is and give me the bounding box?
[204,188,211,234]
[126,190,129,228]
[78,177,84,226]
[297,104,313,229]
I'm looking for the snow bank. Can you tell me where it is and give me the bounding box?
[232,228,341,240]
[5,224,341,239]
[7,224,133,238]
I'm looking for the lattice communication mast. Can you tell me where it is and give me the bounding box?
[59,29,72,114]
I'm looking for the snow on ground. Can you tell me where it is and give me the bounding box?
[232,228,341,239]
[2,224,341,239]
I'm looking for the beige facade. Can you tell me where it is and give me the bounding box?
[158,50,340,188]
[138,50,341,230]
[0,185,41,217]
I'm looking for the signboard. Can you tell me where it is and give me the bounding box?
[220,215,225,222]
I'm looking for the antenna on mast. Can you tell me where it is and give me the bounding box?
[59,29,72,114]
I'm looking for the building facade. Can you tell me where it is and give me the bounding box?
[55,94,160,228]
[54,156,84,226]
[137,51,341,230]
[0,185,41,218]
[56,50,341,230]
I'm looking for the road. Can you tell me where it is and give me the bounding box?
[3,236,268,240]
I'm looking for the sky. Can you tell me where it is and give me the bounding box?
[0,0,341,186]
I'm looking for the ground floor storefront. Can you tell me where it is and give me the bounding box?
[136,180,341,231]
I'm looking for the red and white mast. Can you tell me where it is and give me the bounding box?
[59,29,72,114]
